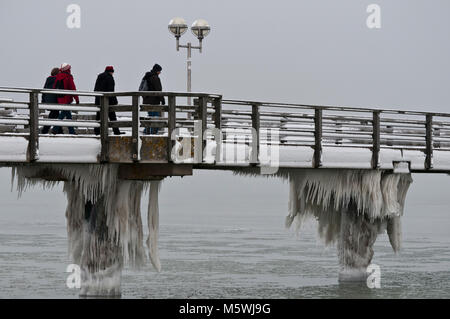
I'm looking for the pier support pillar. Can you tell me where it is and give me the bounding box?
[77,197,124,297]
[64,178,147,297]
[337,201,380,282]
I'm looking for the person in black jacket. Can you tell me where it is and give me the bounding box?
[140,64,165,134]
[41,67,60,134]
[93,66,122,135]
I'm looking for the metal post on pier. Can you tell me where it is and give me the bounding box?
[100,95,109,163]
[167,95,176,162]
[425,113,433,170]
[213,97,222,130]
[27,91,39,162]
[314,108,323,168]
[131,95,139,162]
[372,111,381,169]
[187,43,192,107]
[197,96,207,163]
[251,103,260,164]
[212,97,222,163]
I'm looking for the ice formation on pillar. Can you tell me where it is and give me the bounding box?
[233,168,412,280]
[285,169,412,280]
[147,181,161,272]
[11,164,161,296]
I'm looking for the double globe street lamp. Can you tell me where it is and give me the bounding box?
[168,17,211,107]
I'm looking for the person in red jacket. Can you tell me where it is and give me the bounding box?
[52,63,79,134]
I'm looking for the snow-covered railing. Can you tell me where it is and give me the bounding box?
[220,99,450,169]
[105,92,221,162]
[0,87,222,163]
[0,87,104,161]
[1,86,450,170]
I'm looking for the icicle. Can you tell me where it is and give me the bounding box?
[285,175,299,228]
[387,216,401,253]
[386,173,412,252]
[10,166,16,192]
[147,180,161,272]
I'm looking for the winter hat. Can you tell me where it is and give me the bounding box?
[60,63,71,72]
[152,64,162,72]
[105,66,114,73]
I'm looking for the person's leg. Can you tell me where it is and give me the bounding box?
[151,111,161,135]
[66,111,76,135]
[109,111,121,135]
[144,111,152,135]
[49,110,60,119]
[147,111,154,135]
[52,110,66,134]
[42,110,59,134]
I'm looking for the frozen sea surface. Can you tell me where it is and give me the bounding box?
[0,169,449,299]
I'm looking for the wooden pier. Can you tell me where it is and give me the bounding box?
[2,86,450,178]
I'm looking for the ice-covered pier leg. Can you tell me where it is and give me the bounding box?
[65,182,125,297]
[280,169,413,282]
[61,168,152,297]
[337,201,380,282]
[79,197,124,296]
[13,164,163,297]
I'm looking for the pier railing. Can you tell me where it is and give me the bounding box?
[219,99,450,169]
[0,87,222,163]
[1,86,450,169]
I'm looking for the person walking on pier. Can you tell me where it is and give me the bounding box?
[41,67,60,134]
[94,66,122,135]
[52,63,79,135]
[139,64,165,135]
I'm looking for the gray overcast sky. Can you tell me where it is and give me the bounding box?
[1,0,449,110]
[1,1,450,215]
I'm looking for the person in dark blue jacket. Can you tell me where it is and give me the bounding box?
[140,64,165,135]
[41,67,60,134]
[93,66,123,135]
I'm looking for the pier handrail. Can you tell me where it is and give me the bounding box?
[218,99,450,169]
[0,86,221,98]
[1,86,450,170]
[0,86,223,163]
[222,99,450,118]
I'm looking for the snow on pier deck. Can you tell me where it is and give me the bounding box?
[1,86,450,177]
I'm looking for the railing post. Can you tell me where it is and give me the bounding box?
[167,95,176,162]
[213,97,222,130]
[197,96,207,163]
[314,108,322,168]
[132,95,139,162]
[425,113,433,170]
[100,95,109,163]
[28,91,39,162]
[251,103,260,164]
[372,111,381,169]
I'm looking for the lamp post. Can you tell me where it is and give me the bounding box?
[168,18,211,107]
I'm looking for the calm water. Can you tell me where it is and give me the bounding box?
[0,169,449,299]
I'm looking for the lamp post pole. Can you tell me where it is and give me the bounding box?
[178,41,201,107]
[187,42,192,106]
